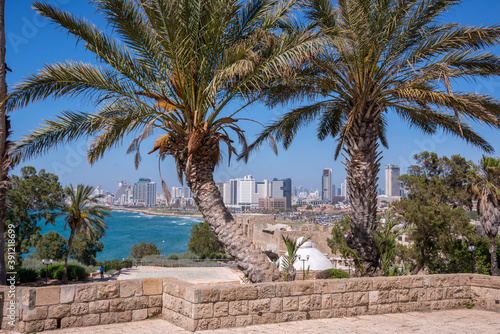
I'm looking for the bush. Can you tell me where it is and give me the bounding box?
[16,268,38,283]
[39,264,62,279]
[176,251,198,259]
[166,253,179,260]
[316,268,350,280]
[40,264,89,281]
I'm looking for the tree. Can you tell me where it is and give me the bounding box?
[279,235,309,281]
[248,0,500,275]
[5,166,64,264]
[130,241,159,261]
[70,230,105,266]
[188,222,224,258]
[30,231,67,261]
[8,0,316,283]
[372,210,405,276]
[468,156,500,276]
[60,184,110,282]
[393,152,474,274]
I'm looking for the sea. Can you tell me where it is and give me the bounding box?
[39,210,203,261]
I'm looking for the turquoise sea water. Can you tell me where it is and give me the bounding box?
[39,210,203,261]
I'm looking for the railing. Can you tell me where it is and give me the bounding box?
[133,257,235,268]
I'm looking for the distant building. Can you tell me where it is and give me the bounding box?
[341,180,348,199]
[272,178,292,209]
[321,169,333,203]
[133,178,156,207]
[259,197,287,211]
[385,164,401,197]
[115,182,132,205]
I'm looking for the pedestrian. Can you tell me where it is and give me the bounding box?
[100,265,104,279]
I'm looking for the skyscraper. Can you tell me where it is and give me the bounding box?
[133,178,156,206]
[385,164,401,197]
[321,168,333,202]
[341,180,348,199]
[271,178,292,209]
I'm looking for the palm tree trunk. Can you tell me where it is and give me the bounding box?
[490,236,498,276]
[344,111,381,276]
[62,229,75,283]
[184,141,280,283]
[0,0,8,286]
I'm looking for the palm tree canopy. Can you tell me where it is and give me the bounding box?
[246,0,500,159]
[469,155,500,209]
[8,0,318,188]
[62,184,110,240]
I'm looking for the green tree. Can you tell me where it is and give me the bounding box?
[248,0,500,275]
[393,152,474,274]
[8,0,316,283]
[130,241,160,261]
[5,166,64,264]
[372,210,405,276]
[188,222,224,257]
[468,156,500,276]
[30,231,67,261]
[70,230,105,266]
[279,235,309,281]
[60,184,110,282]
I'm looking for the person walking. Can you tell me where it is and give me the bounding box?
[100,265,104,279]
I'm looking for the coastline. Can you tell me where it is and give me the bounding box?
[111,206,204,218]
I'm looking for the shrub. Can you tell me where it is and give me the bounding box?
[16,268,38,283]
[316,268,350,280]
[176,251,198,259]
[166,253,179,260]
[40,264,89,281]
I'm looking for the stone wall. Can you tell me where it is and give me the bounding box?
[12,278,163,333]
[3,274,500,332]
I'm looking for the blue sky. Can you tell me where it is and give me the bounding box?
[5,0,500,193]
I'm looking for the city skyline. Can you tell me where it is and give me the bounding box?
[6,1,500,194]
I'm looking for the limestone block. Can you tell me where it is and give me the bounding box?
[197,318,221,330]
[48,304,70,318]
[298,296,311,311]
[124,296,148,310]
[132,309,148,321]
[342,292,354,307]
[333,308,347,317]
[275,283,291,297]
[411,277,425,288]
[346,306,368,317]
[70,303,89,316]
[369,291,379,305]
[290,282,314,296]
[220,316,236,328]
[398,289,410,302]
[310,295,322,310]
[270,297,282,313]
[353,292,369,306]
[163,309,198,332]
[214,302,229,317]
[97,282,119,299]
[148,307,162,318]
[399,277,412,289]
[110,298,125,312]
[331,293,343,307]
[192,303,213,319]
[36,286,60,306]
[120,280,143,298]
[143,279,163,296]
[82,314,100,326]
[116,311,132,323]
[149,295,162,308]
[237,286,258,300]
[252,312,276,325]
[100,312,116,325]
[320,309,335,318]
[23,307,48,321]
[21,289,35,308]
[235,315,252,327]
[61,316,83,328]
[282,296,298,311]
[44,318,57,330]
[346,279,373,292]
[372,277,400,291]
[249,298,271,313]
[322,294,332,309]
[409,288,427,302]
[75,285,97,302]
[200,287,219,303]
[89,300,110,313]
[257,284,276,299]
[25,320,44,332]
[228,300,249,316]
[60,286,75,304]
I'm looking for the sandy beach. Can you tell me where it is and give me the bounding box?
[111,206,204,218]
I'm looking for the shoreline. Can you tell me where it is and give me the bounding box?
[111,206,204,218]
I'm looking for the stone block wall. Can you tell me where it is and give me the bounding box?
[14,278,163,333]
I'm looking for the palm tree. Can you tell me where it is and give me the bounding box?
[7,0,317,282]
[60,184,110,282]
[279,235,309,281]
[468,156,500,276]
[247,0,500,275]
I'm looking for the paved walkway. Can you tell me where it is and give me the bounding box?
[11,309,500,334]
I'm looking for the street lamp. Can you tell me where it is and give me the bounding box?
[298,254,310,280]
[42,259,53,285]
[468,245,476,273]
[160,240,165,266]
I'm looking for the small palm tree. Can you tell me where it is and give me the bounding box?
[247,0,500,275]
[279,235,310,281]
[60,184,110,282]
[8,0,317,282]
[468,156,500,276]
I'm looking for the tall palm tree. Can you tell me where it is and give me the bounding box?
[247,0,500,275]
[60,184,110,282]
[7,0,317,282]
[468,156,500,276]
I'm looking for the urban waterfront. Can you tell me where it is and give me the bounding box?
[39,210,203,261]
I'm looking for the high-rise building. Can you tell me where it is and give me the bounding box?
[271,178,292,209]
[341,180,348,199]
[385,164,401,197]
[133,178,156,206]
[321,168,333,202]
[331,184,336,199]
[115,182,132,205]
